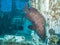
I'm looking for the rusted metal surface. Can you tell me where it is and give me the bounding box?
[24,5,46,40]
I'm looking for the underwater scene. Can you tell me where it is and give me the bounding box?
[0,0,60,45]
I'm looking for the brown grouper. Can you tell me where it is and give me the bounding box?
[24,6,46,40]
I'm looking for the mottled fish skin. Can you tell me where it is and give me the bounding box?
[24,6,46,40]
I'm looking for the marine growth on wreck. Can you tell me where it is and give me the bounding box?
[0,0,60,45]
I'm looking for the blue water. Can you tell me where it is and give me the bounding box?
[0,0,32,40]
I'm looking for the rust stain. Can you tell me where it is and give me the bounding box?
[24,5,46,40]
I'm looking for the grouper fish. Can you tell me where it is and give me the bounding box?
[24,5,46,40]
